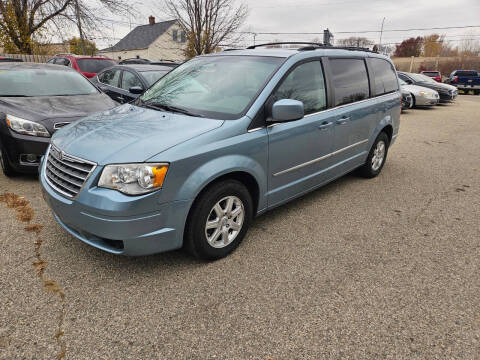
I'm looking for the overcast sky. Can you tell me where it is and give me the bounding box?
[92,0,480,50]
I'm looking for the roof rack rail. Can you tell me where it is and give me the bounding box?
[246,42,325,49]
[246,42,378,53]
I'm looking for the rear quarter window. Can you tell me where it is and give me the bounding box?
[371,58,398,96]
[329,58,370,106]
[455,71,478,77]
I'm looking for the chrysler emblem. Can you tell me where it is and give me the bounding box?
[58,151,63,161]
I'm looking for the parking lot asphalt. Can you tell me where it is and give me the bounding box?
[1,96,480,360]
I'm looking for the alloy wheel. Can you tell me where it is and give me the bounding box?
[205,196,245,248]
[371,140,386,171]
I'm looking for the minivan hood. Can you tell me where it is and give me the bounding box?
[51,104,224,164]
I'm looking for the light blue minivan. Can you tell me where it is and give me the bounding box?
[40,43,401,260]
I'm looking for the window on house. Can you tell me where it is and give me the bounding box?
[172,29,178,42]
[181,31,187,43]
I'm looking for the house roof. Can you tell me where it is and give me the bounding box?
[102,19,177,52]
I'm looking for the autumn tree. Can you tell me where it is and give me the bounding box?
[337,37,373,48]
[0,0,132,55]
[422,34,444,57]
[163,0,248,57]
[393,37,423,57]
[69,36,96,55]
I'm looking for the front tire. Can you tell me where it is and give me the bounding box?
[184,180,253,260]
[409,94,415,108]
[358,132,389,178]
[0,147,17,177]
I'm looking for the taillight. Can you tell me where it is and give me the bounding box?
[452,76,459,83]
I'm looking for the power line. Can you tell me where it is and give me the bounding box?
[235,25,480,36]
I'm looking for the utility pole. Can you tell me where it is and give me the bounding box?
[253,33,257,46]
[379,17,386,54]
[75,0,86,55]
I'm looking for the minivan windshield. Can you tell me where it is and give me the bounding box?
[140,55,284,119]
[0,69,99,97]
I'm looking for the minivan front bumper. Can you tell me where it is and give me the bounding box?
[40,159,191,256]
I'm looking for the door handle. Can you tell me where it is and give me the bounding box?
[318,121,333,130]
[336,117,350,125]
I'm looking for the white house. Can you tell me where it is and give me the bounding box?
[99,16,187,61]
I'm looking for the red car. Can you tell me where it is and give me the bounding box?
[47,54,116,78]
[421,70,442,83]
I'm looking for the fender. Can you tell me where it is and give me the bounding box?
[175,154,268,213]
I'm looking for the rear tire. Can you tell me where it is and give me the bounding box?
[0,147,17,177]
[184,180,253,260]
[474,90,480,96]
[358,132,389,178]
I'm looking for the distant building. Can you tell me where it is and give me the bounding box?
[99,16,187,61]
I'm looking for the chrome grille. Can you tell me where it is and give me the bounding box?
[45,145,96,198]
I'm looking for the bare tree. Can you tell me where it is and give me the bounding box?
[459,35,480,56]
[0,0,132,54]
[163,0,248,57]
[337,37,374,48]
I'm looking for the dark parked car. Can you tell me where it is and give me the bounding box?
[0,57,23,63]
[421,70,442,82]
[91,64,173,103]
[47,54,116,78]
[0,63,117,176]
[119,58,181,68]
[398,72,458,102]
[448,70,480,95]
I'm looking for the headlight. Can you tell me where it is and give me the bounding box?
[98,163,169,195]
[6,114,50,137]
[419,91,426,96]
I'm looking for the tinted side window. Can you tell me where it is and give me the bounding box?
[330,58,369,106]
[273,61,327,115]
[398,73,410,82]
[456,70,478,77]
[55,58,70,66]
[371,58,398,95]
[121,71,143,90]
[100,69,120,87]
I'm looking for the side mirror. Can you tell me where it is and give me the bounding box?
[129,86,144,94]
[270,99,304,122]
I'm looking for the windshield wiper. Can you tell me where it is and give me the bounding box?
[141,101,204,118]
[0,95,29,97]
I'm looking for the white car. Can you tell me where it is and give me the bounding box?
[399,78,439,108]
